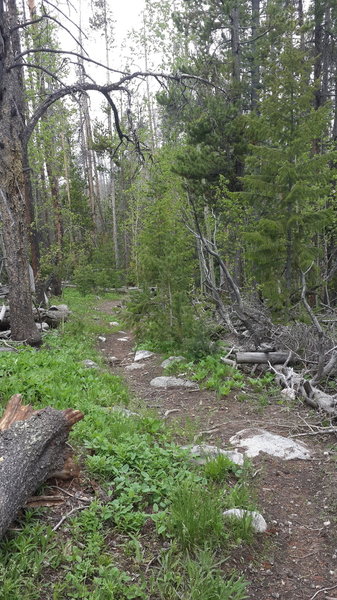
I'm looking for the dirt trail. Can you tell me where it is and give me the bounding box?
[98,300,337,600]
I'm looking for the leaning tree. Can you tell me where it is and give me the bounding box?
[0,0,217,344]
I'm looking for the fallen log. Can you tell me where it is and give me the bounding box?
[0,304,71,331]
[272,366,337,416]
[236,351,295,365]
[0,394,83,538]
[35,304,71,328]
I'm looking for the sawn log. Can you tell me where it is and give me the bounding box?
[236,351,295,365]
[0,394,83,538]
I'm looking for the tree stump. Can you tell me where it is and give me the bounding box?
[0,394,83,538]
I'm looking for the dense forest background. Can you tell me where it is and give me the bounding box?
[3,0,337,350]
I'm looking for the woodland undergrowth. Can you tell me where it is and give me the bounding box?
[0,290,258,600]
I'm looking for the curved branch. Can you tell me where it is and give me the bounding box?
[13,50,228,97]
[101,91,131,144]
[14,48,129,77]
[8,62,69,89]
[10,14,88,56]
[24,68,225,144]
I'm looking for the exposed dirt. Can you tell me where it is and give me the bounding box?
[96,299,337,600]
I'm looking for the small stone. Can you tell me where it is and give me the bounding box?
[150,376,199,389]
[82,359,99,369]
[109,321,120,326]
[125,363,145,371]
[108,356,120,365]
[223,509,267,533]
[98,336,106,342]
[161,356,185,369]
[117,337,129,342]
[110,406,139,418]
[134,350,154,362]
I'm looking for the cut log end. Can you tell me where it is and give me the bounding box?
[0,395,84,538]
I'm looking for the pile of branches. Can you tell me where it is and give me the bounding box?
[188,210,337,415]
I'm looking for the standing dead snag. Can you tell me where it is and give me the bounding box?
[0,394,83,539]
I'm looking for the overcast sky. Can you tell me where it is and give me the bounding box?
[113,0,145,40]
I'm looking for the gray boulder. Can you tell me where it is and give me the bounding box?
[230,428,311,460]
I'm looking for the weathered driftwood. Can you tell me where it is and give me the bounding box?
[236,351,295,365]
[273,366,337,416]
[35,305,71,328]
[0,394,83,538]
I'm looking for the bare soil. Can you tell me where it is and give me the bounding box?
[93,299,337,600]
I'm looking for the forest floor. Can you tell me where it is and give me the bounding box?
[98,298,337,600]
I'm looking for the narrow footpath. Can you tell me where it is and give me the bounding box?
[98,299,337,600]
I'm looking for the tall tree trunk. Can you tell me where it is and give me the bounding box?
[251,0,260,110]
[321,5,331,106]
[298,0,305,51]
[230,4,241,91]
[45,157,63,296]
[0,0,40,344]
[314,0,324,110]
[143,12,156,150]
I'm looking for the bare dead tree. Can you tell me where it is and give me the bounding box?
[0,0,227,344]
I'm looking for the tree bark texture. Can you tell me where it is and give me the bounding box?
[236,351,295,365]
[0,394,83,538]
[0,0,41,345]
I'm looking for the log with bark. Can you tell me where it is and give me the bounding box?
[236,351,296,365]
[0,394,83,538]
[0,304,71,331]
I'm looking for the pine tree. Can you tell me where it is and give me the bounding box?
[242,41,333,308]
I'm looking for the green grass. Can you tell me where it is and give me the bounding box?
[150,547,248,600]
[0,289,254,599]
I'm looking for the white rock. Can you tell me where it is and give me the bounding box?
[109,321,120,326]
[134,350,154,362]
[150,376,199,389]
[230,428,311,460]
[183,444,244,466]
[108,356,120,364]
[125,363,145,371]
[161,356,185,369]
[82,359,99,369]
[117,337,129,342]
[110,406,139,418]
[98,336,106,342]
[37,322,49,331]
[223,509,267,533]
